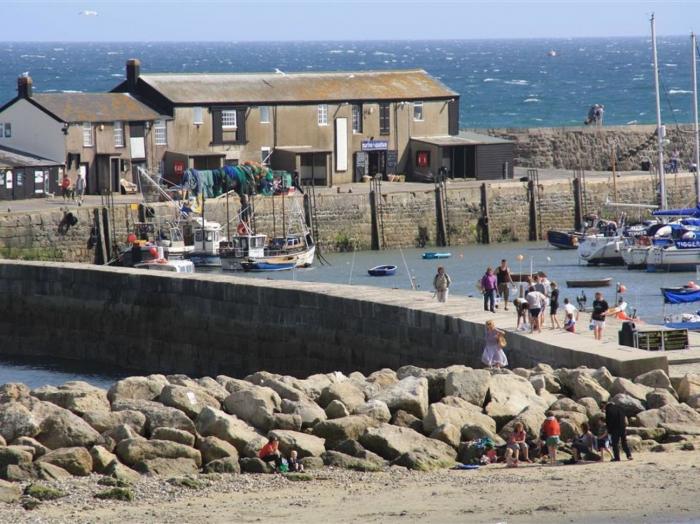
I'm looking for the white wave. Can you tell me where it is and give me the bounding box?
[53,48,64,51]
[665,63,678,67]
[373,51,393,56]
[20,54,46,58]
[483,78,498,82]
[110,74,122,77]
[106,51,121,55]
[626,120,639,125]
[524,98,540,103]
[504,79,529,86]
[329,50,343,54]
[61,90,82,93]
[669,89,692,95]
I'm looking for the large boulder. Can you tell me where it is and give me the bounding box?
[0,402,39,442]
[390,410,423,433]
[360,424,456,470]
[195,406,266,457]
[223,386,281,432]
[321,450,384,471]
[397,365,469,403]
[610,393,646,417]
[0,446,33,467]
[429,423,460,449]
[158,384,220,419]
[190,377,230,403]
[216,375,254,394]
[32,381,110,415]
[325,400,350,419]
[635,369,673,391]
[591,367,615,391]
[610,378,653,403]
[240,457,274,474]
[498,406,546,440]
[636,403,700,428]
[353,400,391,423]
[151,427,196,447]
[268,430,326,458]
[197,436,239,464]
[444,369,492,407]
[677,374,700,403]
[270,413,303,431]
[136,457,199,476]
[570,374,610,403]
[116,438,202,468]
[35,407,100,449]
[329,439,386,465]
[11,437,48,458]
[549,398,587,414]
[81,409,146,435]
[103,460,141,483]
[204,457,241,474]
[485,374,548,421]
[245,372,308,402]
[89,445,117,474]
[0,479,21,503]
[313,415,378,443]
[646,389,679,410]
[105,423,144,445]
[107,375,168,403]
[371,376,429,419]
[530,373,561,394]
[423,398,496,435]
[577,397,602,418]
[319,382,365,411]
[36,447,92,476]
[280,399,326,429]
[34,462,72,481]
[111,399,195,436]
[366,369,399,388]
[0,383,31,403]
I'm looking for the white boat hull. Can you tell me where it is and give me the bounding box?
[622,245,650,269]
[647,246,700,272]
[577,235,625,265]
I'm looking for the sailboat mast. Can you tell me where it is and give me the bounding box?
[692,32,700,204]
[651,13,666,209]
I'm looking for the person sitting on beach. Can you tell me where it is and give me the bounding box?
[258,435,283,471]
[433,266,451,303]
[568,422,596,464]
[288,449,304,472]
[505,421,530,467]
[481,319,508,369]
[540,411,561,465]
[525,286,547,333]
[564,312,576,333]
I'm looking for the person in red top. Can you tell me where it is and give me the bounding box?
[505,421,530,467]
[258,435,283,470]
[540,412,561,465]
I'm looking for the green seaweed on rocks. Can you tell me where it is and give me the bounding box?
[284,473,313,482]
[21,498,41,511]
[97,476,132,488]
[23,484,66,501]
[167,477,206,490]
[95,487,134,502]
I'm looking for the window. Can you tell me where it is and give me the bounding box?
[352,104,363,133]
[193,107,204,125]
[113,121,124,147]
[222,110,237,129]
[261,146,271,165]
[413,101,424,121]
[317,104,328,126]
[3,123,9,138]
[260,106,270,124]
[154,120,167,145]
[82,122,93,147]
[379,103,390,135]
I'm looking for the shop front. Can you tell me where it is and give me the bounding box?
[354,140,398,181]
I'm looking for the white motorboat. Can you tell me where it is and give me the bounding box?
[134,258,195,273]
[577,234,626,265]
[622,244,651,269]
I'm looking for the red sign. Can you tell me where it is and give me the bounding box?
[174,161,185,176]
[416,151,430,168]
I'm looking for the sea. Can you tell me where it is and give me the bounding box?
[0,36,698,128]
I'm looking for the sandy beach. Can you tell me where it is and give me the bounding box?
[3,449,698,524]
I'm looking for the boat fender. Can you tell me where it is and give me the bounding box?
[571,237,579,246]
[237,222,246,235]
[614,241,621,252]
[156,258,167,264]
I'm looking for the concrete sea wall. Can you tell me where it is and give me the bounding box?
[0,261,667,379]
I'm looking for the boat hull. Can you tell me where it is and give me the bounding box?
[187,253,222,268]
[565,278,612,288]
[422,252,451,259]
[241,261,295,272]
[368,265,397,276]
[547,230,580,250]
[622,246,649,270]
[647,246,700,272]
[577,235,625,265]
[220,245,316,271]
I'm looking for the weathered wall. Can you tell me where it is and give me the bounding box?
[0,261,667,378]
[476,124,695,171]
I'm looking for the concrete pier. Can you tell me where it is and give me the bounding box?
[0,260,668,379]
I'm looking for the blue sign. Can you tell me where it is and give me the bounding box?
[675,240,700,249]
[362,140,388,151]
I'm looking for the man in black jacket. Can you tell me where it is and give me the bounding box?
[603,401,632,461]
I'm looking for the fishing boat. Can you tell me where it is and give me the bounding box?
[546,230,582,250]
[186,218,223,267]
[661,286,700,331]
[565,277,612,288]
[220,231,267,271]
[241,260,295,272]
[422,252,451,260]
[368,265,397,277]
[134,258,195,273]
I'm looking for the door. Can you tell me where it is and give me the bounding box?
[0,169,10,200]
[367,151,386,177]
[80,163,90,194]
[111,158,120,193]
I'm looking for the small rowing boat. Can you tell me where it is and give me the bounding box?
[547,229,582,250]
[368,265,397,277]
[565,277,612,288]
[422,252,451,260]
[241,261,295,272]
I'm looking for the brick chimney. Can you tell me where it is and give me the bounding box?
[126,59,141,91]
[17,75,33,98]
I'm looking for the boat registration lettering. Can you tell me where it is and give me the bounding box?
[675,240,700,249]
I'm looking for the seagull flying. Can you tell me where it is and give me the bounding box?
[79,10,98,16]
[274,68,286,76]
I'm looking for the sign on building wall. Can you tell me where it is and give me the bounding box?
[387,150,398,172]
[335,118,348,172]
[34,170,44,194]
[361,140,388,151]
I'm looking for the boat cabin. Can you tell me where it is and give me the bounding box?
[223,233,267,258]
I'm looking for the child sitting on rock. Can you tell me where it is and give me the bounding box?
[288,450,304,472]
[505,421,530,467]
[540,411,561,465]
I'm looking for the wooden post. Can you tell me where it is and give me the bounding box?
[101,207,112,262]
[528,180,538,241]
[369,189,380,251]
[94,208,107,265]
[435,184,447,247]
[479,183,491,244]
[573,176,584,231]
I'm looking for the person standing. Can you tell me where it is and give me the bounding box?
[481,319,507,368]
[433,266,451,303]
[496,259,513,311]
[602,401,632,462]
[526,285,547,333]
[60,173,71,201]
[591,292,609,341]
[549,281,561,329]
[75,172,85,205]
[671,149,680,174]
[480,267,498,313]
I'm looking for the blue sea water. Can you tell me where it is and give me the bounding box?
[0,37,697,128]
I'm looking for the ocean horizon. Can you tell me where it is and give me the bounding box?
[1,36,697,128]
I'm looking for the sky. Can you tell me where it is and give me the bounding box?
[0,0,698,41]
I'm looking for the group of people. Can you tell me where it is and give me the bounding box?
[584,104,605,126]
[258,435,305,473]
[60,172,86,204]
[504,401,632,467]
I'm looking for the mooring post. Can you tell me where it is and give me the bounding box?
[101,207,112,261]
[479,183,491,244]
[435,183,447,247]
[527,179,538,241]
[94,208,107,265]
[573,175,583,231]
[369,188,380,250]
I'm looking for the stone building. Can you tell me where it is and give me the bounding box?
[0,76,167,196]
[113,59,514,185]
